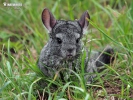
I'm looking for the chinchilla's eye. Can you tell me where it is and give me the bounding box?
[76,38,80,43]
[56,38,62,44]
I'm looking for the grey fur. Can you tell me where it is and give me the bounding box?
[38,8,114,83]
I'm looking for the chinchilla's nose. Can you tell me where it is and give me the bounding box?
[67,48,74,53]
[63,44,76,53]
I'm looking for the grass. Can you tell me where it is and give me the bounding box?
[0,0,133,99]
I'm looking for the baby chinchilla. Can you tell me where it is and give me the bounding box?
[38,8,114,83]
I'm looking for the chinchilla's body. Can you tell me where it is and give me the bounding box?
[38,8,114,83]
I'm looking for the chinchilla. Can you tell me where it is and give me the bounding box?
[38,8,114,83]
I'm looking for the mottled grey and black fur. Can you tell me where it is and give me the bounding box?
[38,8,114,83]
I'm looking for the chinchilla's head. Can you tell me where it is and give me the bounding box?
[41,8,90,61]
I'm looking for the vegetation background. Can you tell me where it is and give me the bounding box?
[0,0,133,99]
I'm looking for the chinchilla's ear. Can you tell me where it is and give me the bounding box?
[78,11,90,31]
[42,8,56,32]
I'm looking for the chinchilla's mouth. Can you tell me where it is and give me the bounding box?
[65,53,80,60]
[65,54,74,61]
